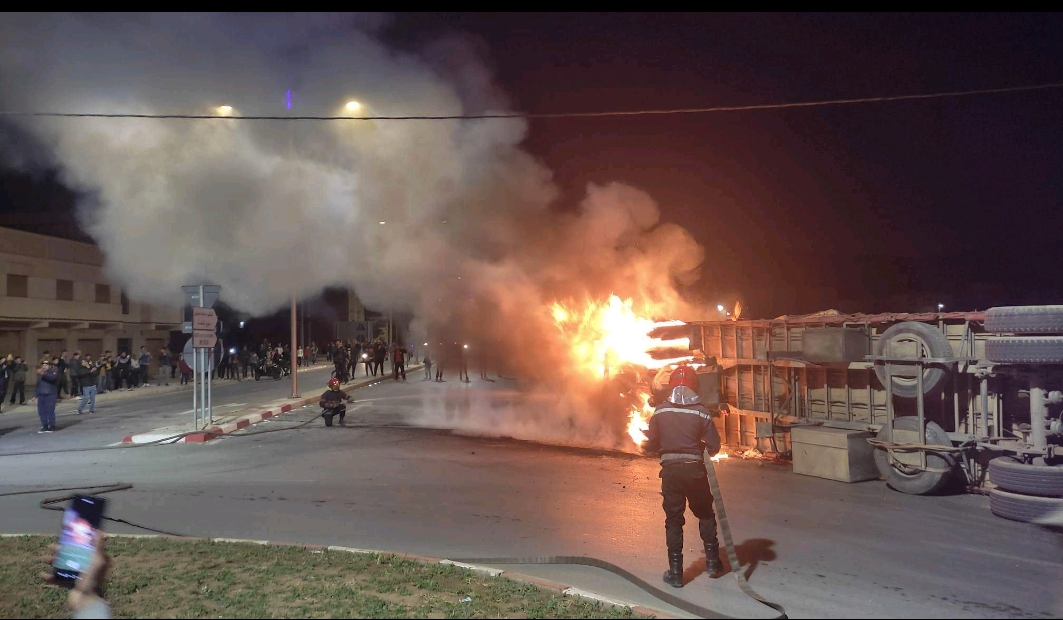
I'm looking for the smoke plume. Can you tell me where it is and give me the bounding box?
[0,13,709,450]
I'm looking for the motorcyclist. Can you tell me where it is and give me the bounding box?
[319,377,352,427]
[641,364,724,588]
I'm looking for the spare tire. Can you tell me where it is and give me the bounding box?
[985,337,1063,364]
[984,306,1063,334]
[990,488,1063,523]
[874,321,954,399]
[873,416,956,495]
[988,457,1063,497]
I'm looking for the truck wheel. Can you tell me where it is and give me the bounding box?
[988,457,1063,497]
[985,337,1063,364]
[989,488,1063,523]
[984,306,1063,334]
[873,416,956,495]
[873,321,954,398]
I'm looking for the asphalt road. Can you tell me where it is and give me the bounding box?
[0,375,1060,619]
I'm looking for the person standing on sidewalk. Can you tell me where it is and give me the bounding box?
[70,352,82,400]
[75,354,97,415]
[392,346,406,381]
[0,354,10,412]
[157,347,171,386]
[423,349,432,381]
[138,347,152,386]
[56,351,70,399]
[36,358,60,433]
[9,356,28,406]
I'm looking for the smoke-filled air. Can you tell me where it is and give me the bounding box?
[0,13,713,451]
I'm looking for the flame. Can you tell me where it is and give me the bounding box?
[550,294,695,445]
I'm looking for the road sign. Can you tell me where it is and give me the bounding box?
[192,307,218,331]
[192,330,217,348]
[183,337,218,372]
[182,321,193,334]
[182,285,222,309]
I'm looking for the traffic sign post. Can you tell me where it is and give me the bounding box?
[183,284,222,430]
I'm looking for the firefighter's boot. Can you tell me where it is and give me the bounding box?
[705,543,725,576]
[662,551,684,588]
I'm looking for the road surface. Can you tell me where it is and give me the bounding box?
[0,374,1059,619]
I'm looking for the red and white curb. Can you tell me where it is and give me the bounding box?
[120,371,409,445]
[0,533,666,617]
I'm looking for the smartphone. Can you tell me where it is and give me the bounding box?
[52,495,106,587]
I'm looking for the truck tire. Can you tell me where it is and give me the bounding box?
[873,321,953,398]
[984,306,1063,334]
[985,337,1063,364]
[987,457,1063,497]
[873,416,956,495]
[989,488,1063,523]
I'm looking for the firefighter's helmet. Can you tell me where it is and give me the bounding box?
[328,377,341,390]
[667,365,699,391]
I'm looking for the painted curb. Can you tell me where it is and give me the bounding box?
[1,533,672,618]
[121,368,421,444]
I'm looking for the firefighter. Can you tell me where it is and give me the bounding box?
[641,365,724,588]
[319,377,352,427]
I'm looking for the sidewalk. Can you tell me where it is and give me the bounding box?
[0,361,337,415]
[123,363,423,444]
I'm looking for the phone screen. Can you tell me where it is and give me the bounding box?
[52,495,106,585]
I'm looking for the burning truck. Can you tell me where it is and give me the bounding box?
[550,298,1063,524]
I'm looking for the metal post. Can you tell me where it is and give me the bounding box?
[192,344,198,430]
[980,376,989,438]
[1030,374,1048,451]
[207,347,213,427]
[916,347,926,469]
[199,349,207,430]
[291,294,299,398]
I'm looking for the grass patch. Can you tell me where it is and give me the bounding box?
[0,536,645,619]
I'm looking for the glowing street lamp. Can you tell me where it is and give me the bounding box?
[216,105,234,116]
[717,304,725,312]
[379,221,386,225]
[937,303,945,312]
[345,100,362,112]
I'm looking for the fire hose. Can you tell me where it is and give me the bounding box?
[15,453,786,620]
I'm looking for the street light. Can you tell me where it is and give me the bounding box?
[938,303,945,312]
[345,100,362,112]
[379,221,386,225]
[216,105,233,116]
[717,304,725,312]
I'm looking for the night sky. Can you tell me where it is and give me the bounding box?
[3,13,1062,319]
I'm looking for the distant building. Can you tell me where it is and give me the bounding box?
[0,227,182,384]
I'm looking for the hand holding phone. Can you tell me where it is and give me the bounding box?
[51,495,107,588]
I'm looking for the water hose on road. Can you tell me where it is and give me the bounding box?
[8,470,787,620]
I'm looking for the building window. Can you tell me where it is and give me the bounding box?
[95,283,110,304]
[6,274,28,298]
[56,279,74,301]
[120,290,130,315]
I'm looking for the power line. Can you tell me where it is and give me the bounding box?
[1,81,1062,121]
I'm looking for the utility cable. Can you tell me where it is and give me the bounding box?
[1,82,1060,121]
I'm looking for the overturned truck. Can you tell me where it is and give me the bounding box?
[669,306,1063,523]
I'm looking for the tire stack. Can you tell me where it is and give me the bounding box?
[984,305,1063,523]
[987,458,1063,523]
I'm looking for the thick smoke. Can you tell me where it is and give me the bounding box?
[0,13,709,450]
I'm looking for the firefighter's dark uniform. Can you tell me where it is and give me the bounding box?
[642,386,724,587]
[320,388,352,426]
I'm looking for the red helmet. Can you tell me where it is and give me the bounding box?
[668,365,699,391]
[328,377,341,390]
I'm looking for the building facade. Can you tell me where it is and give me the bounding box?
[0,226,182,385]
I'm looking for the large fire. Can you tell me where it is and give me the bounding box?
[550,294,704,447]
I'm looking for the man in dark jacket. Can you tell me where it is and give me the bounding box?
[641,365,724,588]
[36,358,61,433]
[8,356,28,406]
[0,354,10,412]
